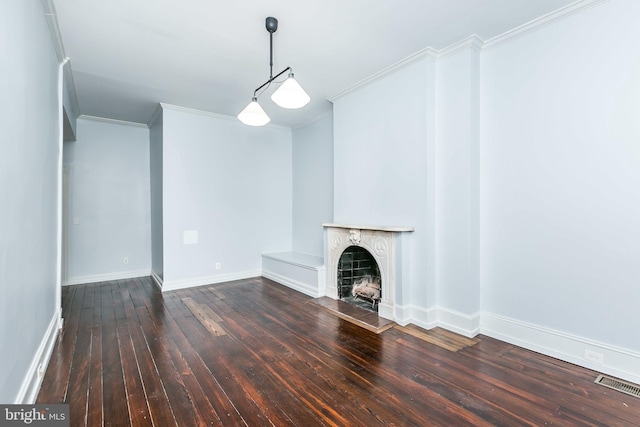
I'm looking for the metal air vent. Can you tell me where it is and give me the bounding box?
[595,374,640,398]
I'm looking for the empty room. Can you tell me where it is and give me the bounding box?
[2,0,639,425]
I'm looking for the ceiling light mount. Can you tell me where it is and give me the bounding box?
[265,16,278,33]
[238,17,310,126]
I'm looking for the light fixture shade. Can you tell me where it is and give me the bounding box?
[237,99,270,126]
[271,75,310,109]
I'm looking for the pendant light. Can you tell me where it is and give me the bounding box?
[271,72,310,109]
[237,17,310,126]
[237,98,270,126]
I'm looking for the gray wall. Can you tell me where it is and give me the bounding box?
[292,115,334,257]
[435,46,481,319]
[329,0,640,382]
[63,117,151,283]
[149,108,164,281]
[480,0,640,353]
[0,0,61,403]
[333,57,433,312]
[161,106,293,289]
[62,62,78,141]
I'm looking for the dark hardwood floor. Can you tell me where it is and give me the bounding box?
[37,277,640,426]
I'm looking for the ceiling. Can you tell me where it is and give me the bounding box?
[52,0,578,128]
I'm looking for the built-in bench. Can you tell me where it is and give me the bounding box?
[261,251,326,297]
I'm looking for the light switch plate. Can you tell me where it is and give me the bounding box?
[183,230,198,245]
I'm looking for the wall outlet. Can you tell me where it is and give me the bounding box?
[73,218,80,225]
[215,262,221,270]
[123,257,129,265]
[584,349,604,364]
[37,363,45,379]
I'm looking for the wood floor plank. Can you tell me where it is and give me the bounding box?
[210,312,342,426]
[100,283,130,427]
[37,285,84,403]
[38,277,640,426]
[143,290,248,426]
[65,284,94,424]
[221,283,489,426]
[85,284,104,427]
[135,305,211,426]
[171,311,281,426]
[121,302,177,425]
[116,283,153,427]
[181,297,227,336]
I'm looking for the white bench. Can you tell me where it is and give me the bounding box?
[261,252,326,297]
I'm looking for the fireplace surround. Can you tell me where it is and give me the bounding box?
[323,224,414,321]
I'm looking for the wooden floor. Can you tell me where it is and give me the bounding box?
[38,277,640,426]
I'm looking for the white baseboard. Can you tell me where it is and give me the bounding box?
[150,270,163,290]
[400,306,639,384]
[391,304,412,326]
[262,270,322,298]
[481,312,640,384]
[15,308,62,404]
[437,306,481,338]
[63,269,151,286]
[404,305,438,330]
[398,305,476,336]
[161,270,261,292]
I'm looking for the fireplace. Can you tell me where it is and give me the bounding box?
[337,246,381,311]
[323,224,414,321]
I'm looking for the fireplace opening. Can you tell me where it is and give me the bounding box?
[337,246,381,312]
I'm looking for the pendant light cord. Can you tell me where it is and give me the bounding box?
[270,31,274,80]
[253,66,291,99]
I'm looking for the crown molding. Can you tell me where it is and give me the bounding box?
[292,111,333,131]
[328,47,438,102]
[41,0,65,63]
[328,0,607,101]
[160,102,236,122]
[147,104,163,128]
[41,0,82,118]
[437,35,484,59]
[328,35,485,101]
[159,103,291,131]
[482,0,609,50]
[79,115,149,128]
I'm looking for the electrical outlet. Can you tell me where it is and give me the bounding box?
[584,349,604,364]
[215,262,221,270]
[37,363,45,378]
[123,257,129,265]
[73,218,80,225]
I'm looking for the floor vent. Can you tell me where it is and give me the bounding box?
[595,374,640,398]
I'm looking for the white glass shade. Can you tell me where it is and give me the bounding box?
[271,75,310,109]
[237,99,270,126]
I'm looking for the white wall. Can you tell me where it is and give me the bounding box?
[149,108,164,281]
[161,106,292,290]
[332,57,433,312]
[62,63,78,141]
[329,0,639,382]
[435,44,481,324]
[63,117,151,283]
[292,114,334,257]
[0,0,61,403]
[481,0,640,376]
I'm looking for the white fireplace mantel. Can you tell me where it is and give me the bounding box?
[321,223,414,233]
[322,223,414,322]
